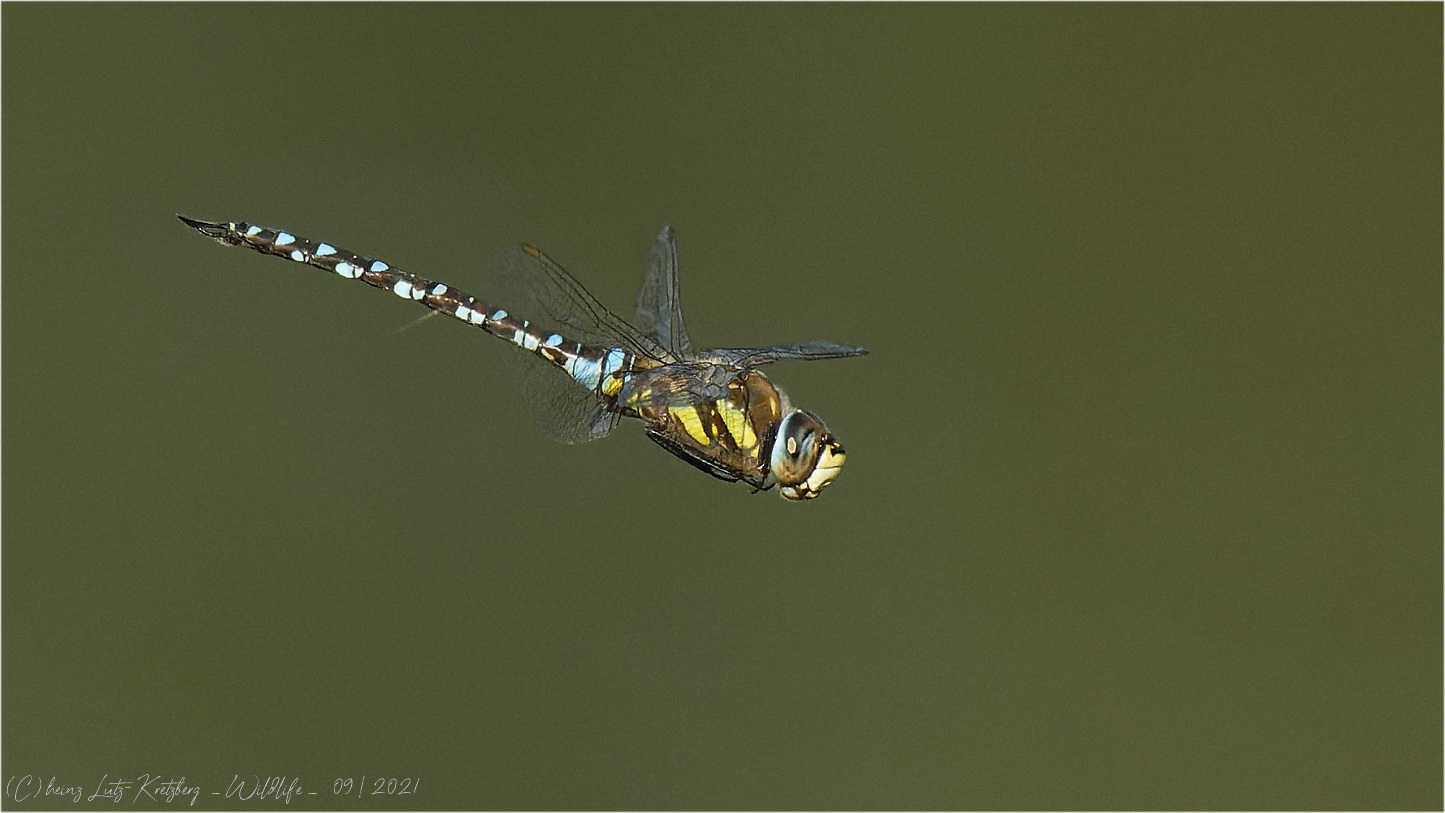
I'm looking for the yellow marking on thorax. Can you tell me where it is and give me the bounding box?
[671,406,711,445]
[623,385,653,407]
[602,374,625,398]
[718,400,757,450]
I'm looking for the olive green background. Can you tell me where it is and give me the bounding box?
[3,3,1439,810]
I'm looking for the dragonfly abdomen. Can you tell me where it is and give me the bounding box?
[177,217,632,398]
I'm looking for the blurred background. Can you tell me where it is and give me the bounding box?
[3,4,1439,809]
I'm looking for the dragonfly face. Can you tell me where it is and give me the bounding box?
[770,409,847,501]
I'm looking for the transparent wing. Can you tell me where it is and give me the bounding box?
[632,225,693,360]
[510,360,622,444]
[483,242,667,359]
[701,341,870,368]
[645,430,744,482]
[477,242,662,445]
[621,361,736,410]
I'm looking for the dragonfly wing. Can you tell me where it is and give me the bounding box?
[632,225,694,360]
[702,341,870,367]
[478,241,661,444]
[483,242,666,357]
[511,357,622,444]
[645,429,743,483]
[622,362,735,410]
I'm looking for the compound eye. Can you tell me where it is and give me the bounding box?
[771,410,826,486]
[771,409,846,500]
[784,421,817,464]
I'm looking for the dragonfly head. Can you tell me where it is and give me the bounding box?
[770,409,848,500]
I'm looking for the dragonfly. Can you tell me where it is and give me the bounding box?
[178,216,868,499]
